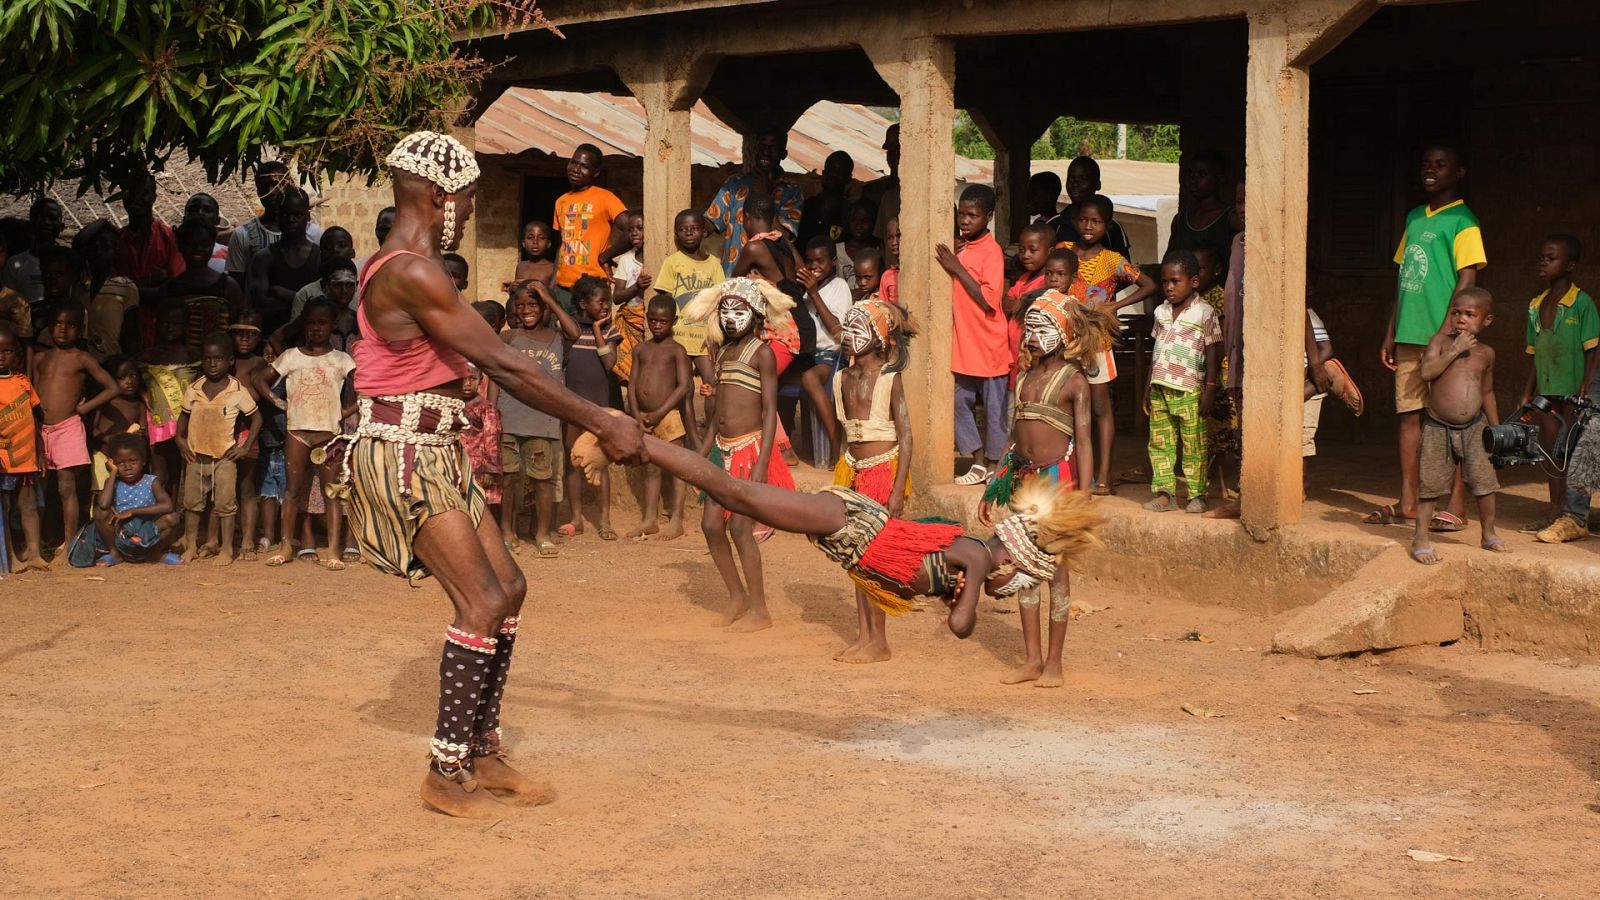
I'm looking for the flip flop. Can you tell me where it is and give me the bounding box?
[1143,494,1177,512]
[557,523,578,537]
[94,554,120,568]
[598,528,618,542]
[1092,484,1114,497]
[1429,512,1468,533]
[1481,537,1511,553]
[341,547,359,562]
[1323,359,1365,416]
[1410,546,1441,565]
[296,548,320,561]
[321,558,347,571]
[1362,504,1416,526]
[160,552,185,566]
[265,554,290,567]
[536,541,559,558]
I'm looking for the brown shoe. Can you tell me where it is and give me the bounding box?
[420,768,507,819]
[1537,517,1587,544]
[472,754,556,807]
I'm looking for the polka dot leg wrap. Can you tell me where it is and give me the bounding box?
[431,638,496,778]
[472,616,520,758]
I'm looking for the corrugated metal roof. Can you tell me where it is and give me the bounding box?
[477,88,991,181]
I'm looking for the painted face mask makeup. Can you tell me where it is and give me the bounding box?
[719,299,755,337]
[1024,305,1064,355]
[842,306,877,355]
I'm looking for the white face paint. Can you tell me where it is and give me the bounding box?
[1023,306,1063,355]
[719,299,755,338]
[841,307,877,355]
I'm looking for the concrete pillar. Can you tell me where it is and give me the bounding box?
[1238,0,1371,533]
[866,34,957,489]
[617,53,715,276]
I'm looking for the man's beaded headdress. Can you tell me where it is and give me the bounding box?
[386,131,480,192]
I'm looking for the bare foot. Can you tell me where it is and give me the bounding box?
[727,612,773,633]
[657,522,684,542]
[48,551,71,570]
[833,638,867,662]
[716,603,749,627]
[471,754,556,807]
[626,521,659,541]
[1035,665,1064,688]
[196,544,219,560]
[842,640,890,663]
[20,555,50,573]
[419,769,506,819]
[213,552,235,568]
[180,548,197,564]
[1001,662,1044,685]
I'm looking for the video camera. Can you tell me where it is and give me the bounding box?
[1483,394,1597,469]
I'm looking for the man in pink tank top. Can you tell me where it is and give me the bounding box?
[343,131,646,819]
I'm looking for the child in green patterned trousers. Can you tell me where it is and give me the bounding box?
[1143,249,1222,513]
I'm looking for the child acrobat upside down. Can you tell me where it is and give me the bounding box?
[571,428,1102,638]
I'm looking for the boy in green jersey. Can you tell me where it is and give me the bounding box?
[1373,144,1486,531]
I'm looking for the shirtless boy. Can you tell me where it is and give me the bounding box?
[627,295,693,540]
[1411,288,1507,564]
[31,303,119,559]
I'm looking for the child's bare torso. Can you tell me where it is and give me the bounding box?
[1014,356,1080,464]
[714,336,767,439]
[33,347,94,424]
[632,338,687,416]
[94,396,146,443]
[1428,340,1494,424]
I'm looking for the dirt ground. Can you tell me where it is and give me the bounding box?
[5,473,1600,900]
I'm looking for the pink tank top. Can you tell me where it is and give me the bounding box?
[354,250,473,396]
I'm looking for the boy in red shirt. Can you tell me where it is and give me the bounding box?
[937,185,1009,485]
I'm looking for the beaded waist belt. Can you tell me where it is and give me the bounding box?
[329,393,472,498]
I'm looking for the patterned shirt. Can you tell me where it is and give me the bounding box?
[703,172,804,275]
[1068,246,1141,306]
[0,371,41,473]
[1150,298,1222,392]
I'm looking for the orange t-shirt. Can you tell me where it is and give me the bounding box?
[552,185,628,288]
[949,231,1009,377]
[0,371,42,473]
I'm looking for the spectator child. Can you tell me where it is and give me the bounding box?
[31,303,120,555]
[981,292,1113,687]
[1523,236,1599,543]
[1373,144,1486,530]
[443,252,470,294]
[560,277,618,540]
[1143,250,1221,514]
[89,355,147,493]
[682,277,798,632]
[937,184,1009,485]
[1054,157,1134,261]
[1411,288,1505,563]
[255,298,355,568]
[627,295,693,541]
[1068,194,1156,494]
[292,227,357,314]
[88,432,182,566]
[879,218,902,307]
[229,316,272,559]
[499,282,577,555]
[514,220,556,287]
[0,322,47,571]
[798,236,854,447]
[176,332,261,564]
[654,209,724,393]
[836,200,882,291]
[852,250,883,303]
[830,299,917,663]
[459,364,503,535]
[1005,222,1055,385]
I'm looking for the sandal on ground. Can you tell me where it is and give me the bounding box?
[1362,504,1415,526]
[1323,359,1365,416]
[1481,537,1511,553]
[954,464,989,486]
[557,523,578,537]
[342,547,359,562]
[536,541,559,558]
[598,528,618,542]
[1410,546,1441,565]
[1092,483,1114,496]
[265,554,290,567]
[94,554,120,568]
[1429,512,1467,533]
[321,558,347,571]
[296,548,320,562]
[160,552,185,566]
[1144,494,1177,512]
